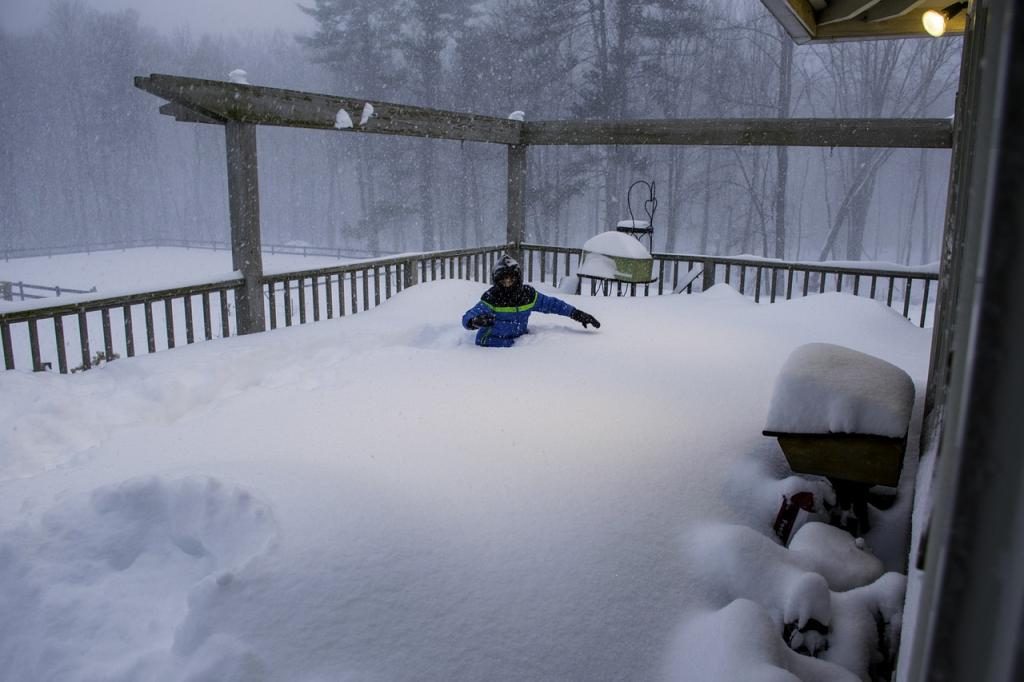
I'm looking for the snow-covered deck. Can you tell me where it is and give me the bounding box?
[0,270,932,680]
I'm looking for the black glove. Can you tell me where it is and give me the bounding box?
[467,313,495,330]
[570,309,601,329]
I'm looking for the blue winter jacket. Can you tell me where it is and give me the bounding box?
[462,284,576,347]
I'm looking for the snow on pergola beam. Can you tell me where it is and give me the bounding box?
[135,74,522,144]
[136,74,952,150]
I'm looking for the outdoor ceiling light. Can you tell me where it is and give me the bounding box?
[922,1,968,37]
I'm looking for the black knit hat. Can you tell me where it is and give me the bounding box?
[492,254,522,285]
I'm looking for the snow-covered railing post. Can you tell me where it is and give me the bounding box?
[506,144,528,262]
[225,121,266,335]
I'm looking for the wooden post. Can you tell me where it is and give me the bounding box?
[225,121,266,335]
[702,258,716,291]
[507,144,528,261]
[403,258,418,290]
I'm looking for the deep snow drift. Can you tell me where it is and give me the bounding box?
[0,262,931,681]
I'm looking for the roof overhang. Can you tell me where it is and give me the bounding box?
[760,0,968,43]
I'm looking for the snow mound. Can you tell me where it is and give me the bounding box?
[0,476,276,681]
[581,231,652,259]
[789,522,885,592]
[360,102,374,126]
[764,343,915,437]
[334,108,353,129]
[666,599,858,682]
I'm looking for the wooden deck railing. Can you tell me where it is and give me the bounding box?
[520,243,939,328]
[0,277,243,373]
[1,242,937,373]
[261,245,505,329]
[0,245,507,373]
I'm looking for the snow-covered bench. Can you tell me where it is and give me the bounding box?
[763,343,916,535]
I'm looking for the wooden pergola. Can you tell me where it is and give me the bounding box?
[134,73,953,336]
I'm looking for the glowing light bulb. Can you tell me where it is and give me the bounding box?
[922,9,947,36]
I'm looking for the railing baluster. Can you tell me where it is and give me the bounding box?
[144,302,156,353]
[430,259,437,281]
[803,272,810,297]
[836,273,843,293]
[449,257,455,279]
[311,275,321,322]
[1,320,14,370]
[325,274,334,318]
[124,304,136,357]
[298,277,307,324]
[672,261,680,292]
[362,269,370,310]
[870,275,878,299]
[853,274,861,296]
[201,294,212,341]
[339,273,347,315]
[769,268,778,303]
[283,280,293,326]
[78,311,91,369]
[29,319,43,370]
[819,272,826,294]
[754,266,763,303]
[739,266,747,295]
[374,267,381,306]
[786,267,794,300]
[183,296,195,344]
[385,266,393,299]
[350,271,358,314]
[887,277,895,307]
[165,299,175,349]
[268,281,278,329]
[903,277,913,319]
[54,315,68,374]
[539,251,546,284]
[920,279,931,328]
[102,308,115,358]
[220,290,230,337]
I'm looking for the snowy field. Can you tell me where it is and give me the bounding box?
[0,250,932,681]
[0,247,357,300]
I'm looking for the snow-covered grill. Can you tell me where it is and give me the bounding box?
[763,343,916,535]
[575,231,656,295]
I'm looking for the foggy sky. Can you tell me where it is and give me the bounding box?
[1,0,314,36]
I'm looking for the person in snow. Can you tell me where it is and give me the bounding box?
[462,254,600,347]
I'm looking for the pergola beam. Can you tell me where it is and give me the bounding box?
[521,118,952,149]
[136,74,521,144]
